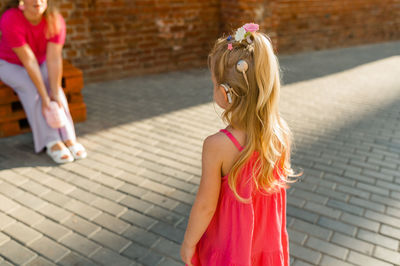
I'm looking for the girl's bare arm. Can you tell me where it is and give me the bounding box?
[182,135,223,247]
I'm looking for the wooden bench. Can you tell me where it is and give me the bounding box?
[0,60,86,137]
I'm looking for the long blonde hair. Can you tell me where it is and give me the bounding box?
[1,0,61,38]
[209,30,297,201]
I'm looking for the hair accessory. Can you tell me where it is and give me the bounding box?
[226,23,259,50]
[243,23,259,33]
[227,43,233,50]
[220,84,233,104]
[234,27,247,42]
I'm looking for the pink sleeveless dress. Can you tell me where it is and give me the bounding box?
[190,129,289,266]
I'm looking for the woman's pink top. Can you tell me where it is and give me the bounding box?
[0,8,66,66]
[191,129,289,266]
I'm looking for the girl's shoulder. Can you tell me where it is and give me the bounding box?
[204,130,240,151]
[203,130,239,160]
[203,131,229,156]
[204,129,246,177]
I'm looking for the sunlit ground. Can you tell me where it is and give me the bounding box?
[0,42,399,265]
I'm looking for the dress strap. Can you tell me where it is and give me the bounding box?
[220,129,244,152]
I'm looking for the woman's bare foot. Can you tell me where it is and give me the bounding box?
[64,139,83,156]
[64,140,87,160]
[50,142,70,160]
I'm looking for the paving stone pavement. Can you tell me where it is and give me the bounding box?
[0,41,399,266]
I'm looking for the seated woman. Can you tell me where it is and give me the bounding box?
[0,0,87,163]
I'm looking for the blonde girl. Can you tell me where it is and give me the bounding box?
[181,23,295,266]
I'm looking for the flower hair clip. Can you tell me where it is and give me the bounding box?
[227,23,259,50]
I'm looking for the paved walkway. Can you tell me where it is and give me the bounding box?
[0,41,399,266]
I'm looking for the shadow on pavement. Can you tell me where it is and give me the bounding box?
[0,41,399,172]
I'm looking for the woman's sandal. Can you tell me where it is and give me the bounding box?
[46,141,74,164]
[67,142,87,160]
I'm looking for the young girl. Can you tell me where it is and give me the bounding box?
[181,23,295,266]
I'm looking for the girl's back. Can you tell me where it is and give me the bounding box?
[191,128,289,266]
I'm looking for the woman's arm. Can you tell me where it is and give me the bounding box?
[12,45,50,110]
[181,135,223,265]
[46,42,63,107]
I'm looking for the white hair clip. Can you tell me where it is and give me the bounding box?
[236,60,249,88]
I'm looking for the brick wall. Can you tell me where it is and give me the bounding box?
[58,0,220,82]
[274,0,400,53]
[219,0,281,49]
[219,0,400,54]
[0,0,399,83]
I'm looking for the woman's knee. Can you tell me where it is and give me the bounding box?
[0,63,33,93]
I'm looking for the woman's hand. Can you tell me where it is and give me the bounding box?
[41,96,51,116]
[180,241,195,266]
[50,91,63,108]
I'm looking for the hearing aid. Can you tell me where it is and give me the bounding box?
[220,84,233,104]
[236,60,249,88]
[236,60,248,73]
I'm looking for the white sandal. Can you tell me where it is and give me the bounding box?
[46,141,74,164]
[67,143,87,160]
